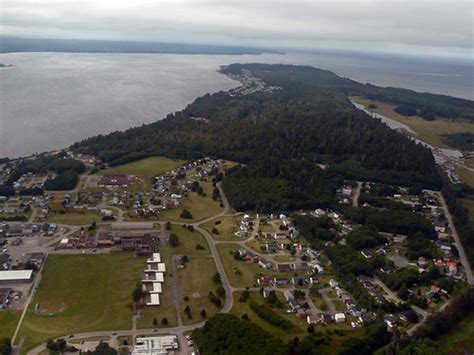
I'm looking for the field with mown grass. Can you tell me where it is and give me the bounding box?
[0,310,21,338]
[18,253,144,351]
[100,156,187,180]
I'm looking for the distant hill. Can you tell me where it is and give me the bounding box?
[0,36,281,55]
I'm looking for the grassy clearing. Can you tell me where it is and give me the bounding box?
[168,225,211,256]
[456,167,474,188]
[69,336,110,344]
[45,211,101,225]
[201,215,243,241]
[351,97,474,149]
[18,252,144,351]
[465,158,474,169]
[100,156,186,179]
[437,313,474,353]
[0,310,21,338]
[178,257,221,325]
[159,181,223,223]
[273,255,297,263]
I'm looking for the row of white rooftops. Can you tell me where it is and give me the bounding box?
[142,253,166,306]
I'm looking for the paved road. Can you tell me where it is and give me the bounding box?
[437,192,473,285]
[353,181,363,207]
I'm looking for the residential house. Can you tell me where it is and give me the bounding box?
[335,313,346,323]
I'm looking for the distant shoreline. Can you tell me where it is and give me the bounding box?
[0,36,283,56]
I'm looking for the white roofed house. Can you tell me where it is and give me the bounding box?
[334,313,346,323]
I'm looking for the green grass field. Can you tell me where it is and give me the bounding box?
[201,215,243,241]
[168,225,211,255]
[100,156,186,179]
[178,257,221,325]
[456,167,474,188]
[159,181,223,222]
[45,211,101,225]
[18,253,144,351]
[0,310,21,338]
[437,313,474,353]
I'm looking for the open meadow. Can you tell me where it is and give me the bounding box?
[159,181,223,222]
[0,310,22,338]
[351,97,474,149]
[201,215,244,241]
[178,257,221,325]
[99,156,187,180]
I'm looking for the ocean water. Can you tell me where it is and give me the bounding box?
[0,51,472,158]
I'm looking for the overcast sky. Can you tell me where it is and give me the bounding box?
[1,0,473,59]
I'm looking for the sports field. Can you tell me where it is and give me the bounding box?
[18,253,144,351]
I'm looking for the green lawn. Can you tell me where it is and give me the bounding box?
[168,225,211,256]
[456,167,474,188]
[273,255,297,262]
[18,253,144,351]
[437,313,474,353]
[201,215,242,241]
[45,211,102,225]
[260,223,277,233]
[0,310,21,338]
[178,257,221,325]
[100,156,186,179]
[159,182,223,223]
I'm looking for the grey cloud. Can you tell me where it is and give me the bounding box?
[1,0,472,58]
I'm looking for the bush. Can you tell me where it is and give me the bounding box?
[180,209,193,219]
[169,233,179,247]
[248,301,294,330]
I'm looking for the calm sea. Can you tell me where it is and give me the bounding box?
[0,51,472,158]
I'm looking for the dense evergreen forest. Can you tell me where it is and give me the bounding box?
[443,132,474,151]
[73,64,444,211]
